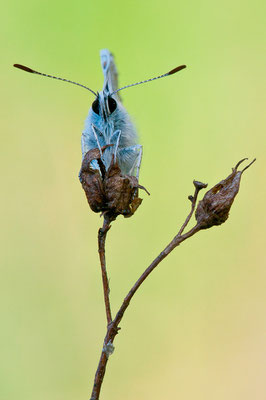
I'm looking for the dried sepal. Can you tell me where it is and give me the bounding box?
[104,157,144,217]
[79,148,106,213]
[80,147,148,219]
[195,158,256,229]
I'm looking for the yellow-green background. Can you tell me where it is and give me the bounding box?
[1,1,265,399]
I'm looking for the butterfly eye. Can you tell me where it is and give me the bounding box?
[108,96,117,114]
[92,98,100,115]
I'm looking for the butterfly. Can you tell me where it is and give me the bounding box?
[14,50,186,179]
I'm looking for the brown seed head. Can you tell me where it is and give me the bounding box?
[195,158,256,229]
[80,147,149,219]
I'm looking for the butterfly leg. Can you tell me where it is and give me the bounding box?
[127,145,142,178]
[91,124,103,157]
[79,125,104,181]
[114,131,121,162]
[110,130,122,162]
[118,144,142,177]
[134,145,143,180]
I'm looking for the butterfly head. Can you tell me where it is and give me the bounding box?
[91,90,118,120]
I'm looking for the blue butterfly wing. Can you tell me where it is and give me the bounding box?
[100,49,119,96]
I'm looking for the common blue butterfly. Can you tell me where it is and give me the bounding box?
[14,50,186,179]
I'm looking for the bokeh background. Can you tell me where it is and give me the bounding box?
[1,1,265,399]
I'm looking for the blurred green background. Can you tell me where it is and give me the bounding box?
[1,0,265,399]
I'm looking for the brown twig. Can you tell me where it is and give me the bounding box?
[177,180,207,236]
[112,224,201,330]
[98,215,112,326]
[89,158,254,399]
[90,203,202,400]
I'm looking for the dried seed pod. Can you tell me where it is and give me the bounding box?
[79,148,107,213]
[80,147,149,219]
[195,158,256,229]
[104,158,143,217]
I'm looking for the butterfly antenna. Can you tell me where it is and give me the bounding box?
[13,64,97,96]
[111,64,186,96]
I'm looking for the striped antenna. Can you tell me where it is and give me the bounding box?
[111,64,186,96]
[13,64,97,96]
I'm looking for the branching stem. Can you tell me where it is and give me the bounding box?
[90,194,203,400]
[177,181,206,236]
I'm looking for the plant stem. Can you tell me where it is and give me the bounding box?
[113,224,200,329]
[90,217,201,399]
[177,181,205,236]
[98,216,112,326]
[88,159,254,399]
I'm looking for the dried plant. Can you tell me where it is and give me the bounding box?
[80,153,255,400]
[80,146,149,221]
